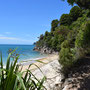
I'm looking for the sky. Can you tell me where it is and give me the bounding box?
[0,0,73,45]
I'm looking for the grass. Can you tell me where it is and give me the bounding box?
[0,49,46,90]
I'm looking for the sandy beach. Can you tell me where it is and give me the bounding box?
[20,53,59,72]
[19,53,62,90]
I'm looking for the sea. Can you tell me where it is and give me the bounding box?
[0,44,47,65]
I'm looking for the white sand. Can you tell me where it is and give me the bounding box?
[20,54,59,71]
[20,54,62,90]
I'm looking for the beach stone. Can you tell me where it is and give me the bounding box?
[32,59,61,90]
[54,83,62,90]
[63,85,69,90]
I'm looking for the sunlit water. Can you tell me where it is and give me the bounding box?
[0,44,47,65]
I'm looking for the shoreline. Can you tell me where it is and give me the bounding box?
[19,53,63,90]
[20,53,59,72]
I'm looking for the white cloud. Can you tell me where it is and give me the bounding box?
[5,32,11,34]
[0,36,17,40]
[0,36,32,43]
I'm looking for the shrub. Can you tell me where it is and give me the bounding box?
[75,21,90,48]
[61,40,70,48]
[59,47,76,75]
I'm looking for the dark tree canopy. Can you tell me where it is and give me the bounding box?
[63,0,90,9]
[39,34,44,40]
[44,31,49,37]
[51,19,59,32]
[60,14,72,25]
[70,6,82,21]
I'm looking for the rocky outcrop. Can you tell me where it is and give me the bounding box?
[33,46,58,54]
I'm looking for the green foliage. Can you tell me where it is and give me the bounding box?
[59,47,76,74]
[39,34,44,40]
[61,40,70,48]
[55,25,69,35]
[51,19,59,32]
[60,14,72,25]
[60,6,83,26]
[75,21,90,48]
[59,17,90,76]
[87,10,90,17]
[36,7,89,52]
[63,0,90,9]
[0,50,46,90]
[36,2,90,76]
[44,31,49,37]
[51,35,58,50]
[70,6,82,21]
[44,35,52,47]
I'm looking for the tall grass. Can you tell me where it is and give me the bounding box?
[0,49,46,90]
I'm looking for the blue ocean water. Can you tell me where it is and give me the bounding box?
[0,44,46,65]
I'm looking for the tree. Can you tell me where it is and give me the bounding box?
[51,35,58,50]
[75,21,90,48]
[60,14,72,25]
[39,34,44,40]
[63,0,90,9]
[51,19,59,32]
[44,31,49,37]
[70,6,82,21]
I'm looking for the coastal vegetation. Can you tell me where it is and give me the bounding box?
[0,0,90,89]
[35,0,90,76]
[0,50,46,90]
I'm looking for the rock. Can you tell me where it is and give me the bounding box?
[67,78,73,83]
[63,85,69,90]
[61,74,65,82]
[54,83,63,90]
[33,46,57,54]
[55,77,61,84]
[32,60,61,90]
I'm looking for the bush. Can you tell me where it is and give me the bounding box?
[61,40,70,48]
[75,21,90,48]
[59,47,76,75]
